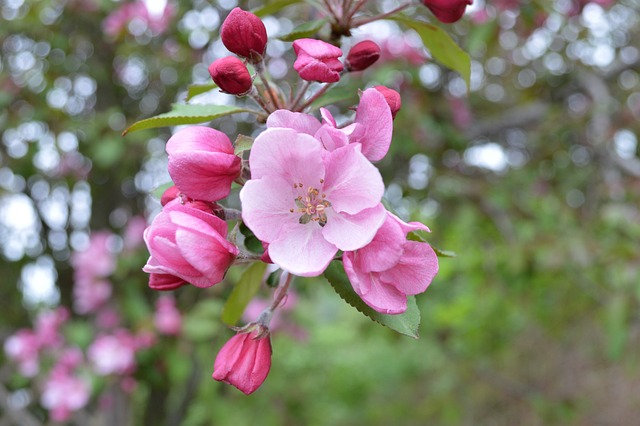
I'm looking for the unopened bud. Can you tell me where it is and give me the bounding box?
[208,57,253,96]
[421,0,473,24]
[220,8,268,63]
[160,185,180,206]
[374,86,402,119]
[346,41,381,72]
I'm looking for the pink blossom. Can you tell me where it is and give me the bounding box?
[343,212,439,314]
[240,128,386,276]
[148,272,188,291]
[71,232,116,279]
[166,126,242,203]
[4,330,40,377]
[220,8,268,63]
[34,307,69,349]
[212,329,272,395]
[267,87,393,162]
[154,296,182,335]
[73,278,112,314]
[293,39,344,83]
[103,1,176,38]
[88,330,138,376]
[143,200,239,288]
[123,215,148,250]
[41,370,90,422]
[208,57,253,95]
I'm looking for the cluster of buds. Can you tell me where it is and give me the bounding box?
[140,5,451,395]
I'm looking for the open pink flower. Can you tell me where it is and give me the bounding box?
[4,330,40,377]
[143,200,239,288]
[343,212,439,314]
[266,88,393,162]
[166,126,241,203]
[240,128,386,276]
[212,329,272,395]
[41,370,90,422]
[293,39,344,83]
[88,330,138,376]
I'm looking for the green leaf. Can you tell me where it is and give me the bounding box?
[221,262,268,326]
[407,230,457,257]
[151,181,174,200]
[324,261,421,338]
[186,83,218,101]
[123,104,254,135]
[252,0,302,17]
[279,19,327,42]
[392,15,471,89]
[310,85,359,110]
[234,134,254,155]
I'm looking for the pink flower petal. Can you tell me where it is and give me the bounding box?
[268,224,337,276]
[249,128,325,183]
[351,88,393,162]
[166,126,234,155]
[322,203,386,251]
[314,124,349,151]
[379,240,438,295]
[343,256,407,314]
[349,213,404,272]
[267,110,322,135]
[323,144,384,214]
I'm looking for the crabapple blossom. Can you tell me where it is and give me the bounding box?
[88,330,138,376]
[4,330,40,377]
[345,40,381,72]
[212,328,272,395]
[267,87,393,162]
[374,86,402,119]
[240,128,386,276]
[143,200,239,288]
[293,39,344,83]
[208,57,253,95]
[166,126,241,202]
[421,0,473,23]
[343,212,439,314]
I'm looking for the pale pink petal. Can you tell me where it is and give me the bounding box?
[240,177,300,243]
[322,203,386,251]
[249,128,325,184]
[267,110,322,135]
[350,213,404,272]
[379,241,438,295]
[314,124,349,151]
[323,144,384,214]
[166,126,234,156]
[388,211,431,233]
[343,256,407,314]
[268,224,337,276]
[320,108,336,127]
[351,88,393,162]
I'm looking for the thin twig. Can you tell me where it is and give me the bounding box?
[296,83,333,111]
[351,3,411,27]
[290,80,311,111]
[255,62,281,110]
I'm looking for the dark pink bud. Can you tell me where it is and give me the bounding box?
[293,38,343,83]
[208,57,253,96]
[148,273,187,291]
[212,329,272,395]
[421,0,473,23]
[374,86,402,119]
[346,41,381,72]
[220,8,268,63]
[160,185,180,206]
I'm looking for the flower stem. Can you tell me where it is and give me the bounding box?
[255,61,281,110]
[351,3,411,27]
[296,83,333,112]
[290,80,311,111]
[270,271,293,311]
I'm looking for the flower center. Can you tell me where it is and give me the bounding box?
[290,182,331,227]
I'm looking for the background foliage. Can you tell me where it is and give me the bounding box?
[1,0,639,424]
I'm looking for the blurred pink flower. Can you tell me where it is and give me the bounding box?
[240,128,386,276]
[103,1,176,38]
[34,307,69,349]
[41,369,90,422]
[4,329,40,377]
[71,232,116,279]
[123,215,148,250]
[154,296,182,335]
[88,330,138,376]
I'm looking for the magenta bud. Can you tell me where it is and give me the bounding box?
[220,8,268,63]
[208,57,253,96]
[293,38,344,83]
[160,185,180,206]
[346,41,381,72]
[421,0,473,24]
[374,86,402,119]
[148,273,188,291]
[212,329,272,395]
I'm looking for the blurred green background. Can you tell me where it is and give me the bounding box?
[1,0,639,424]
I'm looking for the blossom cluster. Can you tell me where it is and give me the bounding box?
[135,2,469,395]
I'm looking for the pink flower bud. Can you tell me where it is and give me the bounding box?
[421,0,473,24]
[160,185,180,206]
[374,86,402,119]
[143,201,239,288]
[166,126,242,202]
[293,39,344,83]
[208,57,253,96]
[212,329,272,395]
[220,8,268,63]
[346,41,381,72]
[149,272,188,291]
